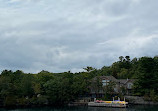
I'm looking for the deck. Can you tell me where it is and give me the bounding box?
[88,101,128,108]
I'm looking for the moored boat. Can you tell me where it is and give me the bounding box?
[88,97,128,108]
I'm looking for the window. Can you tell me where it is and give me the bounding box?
[102,82,107,86]
[127,83,133,89]
[106,80,110,82]
[102,79,110,86]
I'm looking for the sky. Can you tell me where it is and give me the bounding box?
[0,0,158,73]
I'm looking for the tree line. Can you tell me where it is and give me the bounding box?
[0,56,158,106]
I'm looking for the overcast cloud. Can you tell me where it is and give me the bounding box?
[0,0,158,73]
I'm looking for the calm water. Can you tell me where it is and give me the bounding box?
[0,105,158,111]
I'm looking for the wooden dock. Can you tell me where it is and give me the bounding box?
[88,101,128,108]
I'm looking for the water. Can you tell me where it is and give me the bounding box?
[0,105,158,111]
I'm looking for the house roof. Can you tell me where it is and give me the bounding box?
[94,76,118,82]
[125,79,136,84]
[118,79,128,84]
[92,76,136,84]
[117,79,136,84]
[104,76,118,82]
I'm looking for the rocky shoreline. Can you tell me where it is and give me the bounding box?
[125,96,158,105]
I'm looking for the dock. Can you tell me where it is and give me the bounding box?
[88,98,128,108]
[88,101,128,108]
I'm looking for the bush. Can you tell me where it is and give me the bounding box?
[37,96,48,105]
[150,90,158,102]
[4,96,17,107]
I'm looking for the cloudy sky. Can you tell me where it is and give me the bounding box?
[0,0,158,73]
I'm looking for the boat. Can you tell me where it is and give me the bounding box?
[88,97,128,108]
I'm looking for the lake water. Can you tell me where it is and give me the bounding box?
[0,105,158,111]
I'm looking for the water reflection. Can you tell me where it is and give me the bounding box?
[87,107,128,111]
[0,105,158,111]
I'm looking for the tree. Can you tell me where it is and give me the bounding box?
[119,56,124,62]
[125,56,130,62]
[90,77,103,97]
[133,57,158,95]
[118,68,128,79]
[103,81,116,100]
[83,66,95,72]
[20,74,34,97]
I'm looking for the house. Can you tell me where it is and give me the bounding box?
[118,79,135,95]
[89,76,135,98]
[90,76,117,98]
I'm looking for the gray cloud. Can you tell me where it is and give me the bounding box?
[0,0,158,73]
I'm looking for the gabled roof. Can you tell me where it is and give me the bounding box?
[118,79,128,84]
[118,79,136,84]
[94,76,118,82]
[103,76,118,82]
[125,79,136,84]
[92,76,136,84]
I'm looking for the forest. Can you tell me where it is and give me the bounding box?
[0,56,158,106]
